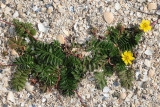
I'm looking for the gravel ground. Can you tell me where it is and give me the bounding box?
[0,0,160,107]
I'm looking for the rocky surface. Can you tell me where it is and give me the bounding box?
[0,0,160,107]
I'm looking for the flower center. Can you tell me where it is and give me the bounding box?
[143,23,148,28]
[125,56,129,60]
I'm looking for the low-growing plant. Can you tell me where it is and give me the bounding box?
[1,18,157,97]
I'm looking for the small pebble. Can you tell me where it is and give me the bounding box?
[103,12,114,24]
[148,69,155,77]
[63,29,70,37]
[42,97,46,102]
[148,3,157,11]
[25,82,34,92]
[157,94,160,100]
[47,7,53,14]
[13,11,19,18]
[144,49,153,56]
[11,49,18,56]
[38,23,47,32]
[144,59,151,67]
[103,87,110,93]
[0,3,6,8]
[56,35,65,44]
[115,3,121,10]
[7,92,15,103]
[120,92,127,100]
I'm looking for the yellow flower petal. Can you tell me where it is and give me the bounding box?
[142,19,146,23]
[146,20,150,25]
[139,26,144,30]
[128,60,132,65]
[140,23,144,27]
[124,51,128,56]
[144,29,148,32]
[147,26,151,31]
[127,51,133,56]
[129,56,135,61]
[122,58,125,61]
[121,53,124,57]
[124,60,128,65]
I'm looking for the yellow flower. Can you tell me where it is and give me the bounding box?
[121,51,135,65]
[139,19,152,32]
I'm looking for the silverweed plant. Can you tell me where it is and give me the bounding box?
[0,18,158,100]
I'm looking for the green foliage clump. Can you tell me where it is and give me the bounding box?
[118,68,135,89]
[11,69,31,91]
[85,24,143,89]
[13,19,37,41]
[10,20,143,96]
[8,37,27,54]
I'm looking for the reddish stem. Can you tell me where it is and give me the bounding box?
[0,64,17,67]
[0,18,37,41]
[150,18,160,26]
[65,37,67,50]
[109,57,114,65]
[55,71,63,103]
[0,62,17,67]
[55,71,61,89]
[74,90,87,107]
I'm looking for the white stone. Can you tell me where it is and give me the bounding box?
[148,3,157,11]
[47,7,53,14]
[120,92,127,99]
[63,29,70,37]
[11,49,18,56]
[74,21,78,31]
[7,92,15,103]
[77,36,86,44]
[21,103,25,106]
[5,7,11,15]
[144,49,153,55]
[142,74,148,82]
[56,35,65,44]
[58,5,65,13]
[42,97,46,102]
[115,3,121,10]
[144,6,148,12]
[135,70,140,80]
[148,69,155,77]
[38,23,46,32]
[86,94,90,99]
[157,37,160,47]
[148,0,152,2]
[32,5,38,11]
[103,12,114,24]
[1,3,6,8]
[13,11,19,18]
[137,12,141,17]
[156,10,160,15]
[25,82,34,92]
[54,0,58,2]
[103,93,109,97]
[157,94,160,100]
[103,87,110,93]
[3,77,8,86]
[144,59,151,67]
[41,8,47,12]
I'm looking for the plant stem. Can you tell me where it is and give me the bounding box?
[0,62,17,67]
[109,57,114,65]
[74,90,87,107]
[0,18,37,41]
[150,18,160,26]
[55,70,61,89]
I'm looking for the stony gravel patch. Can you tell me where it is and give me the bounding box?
[0,0,160,107]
